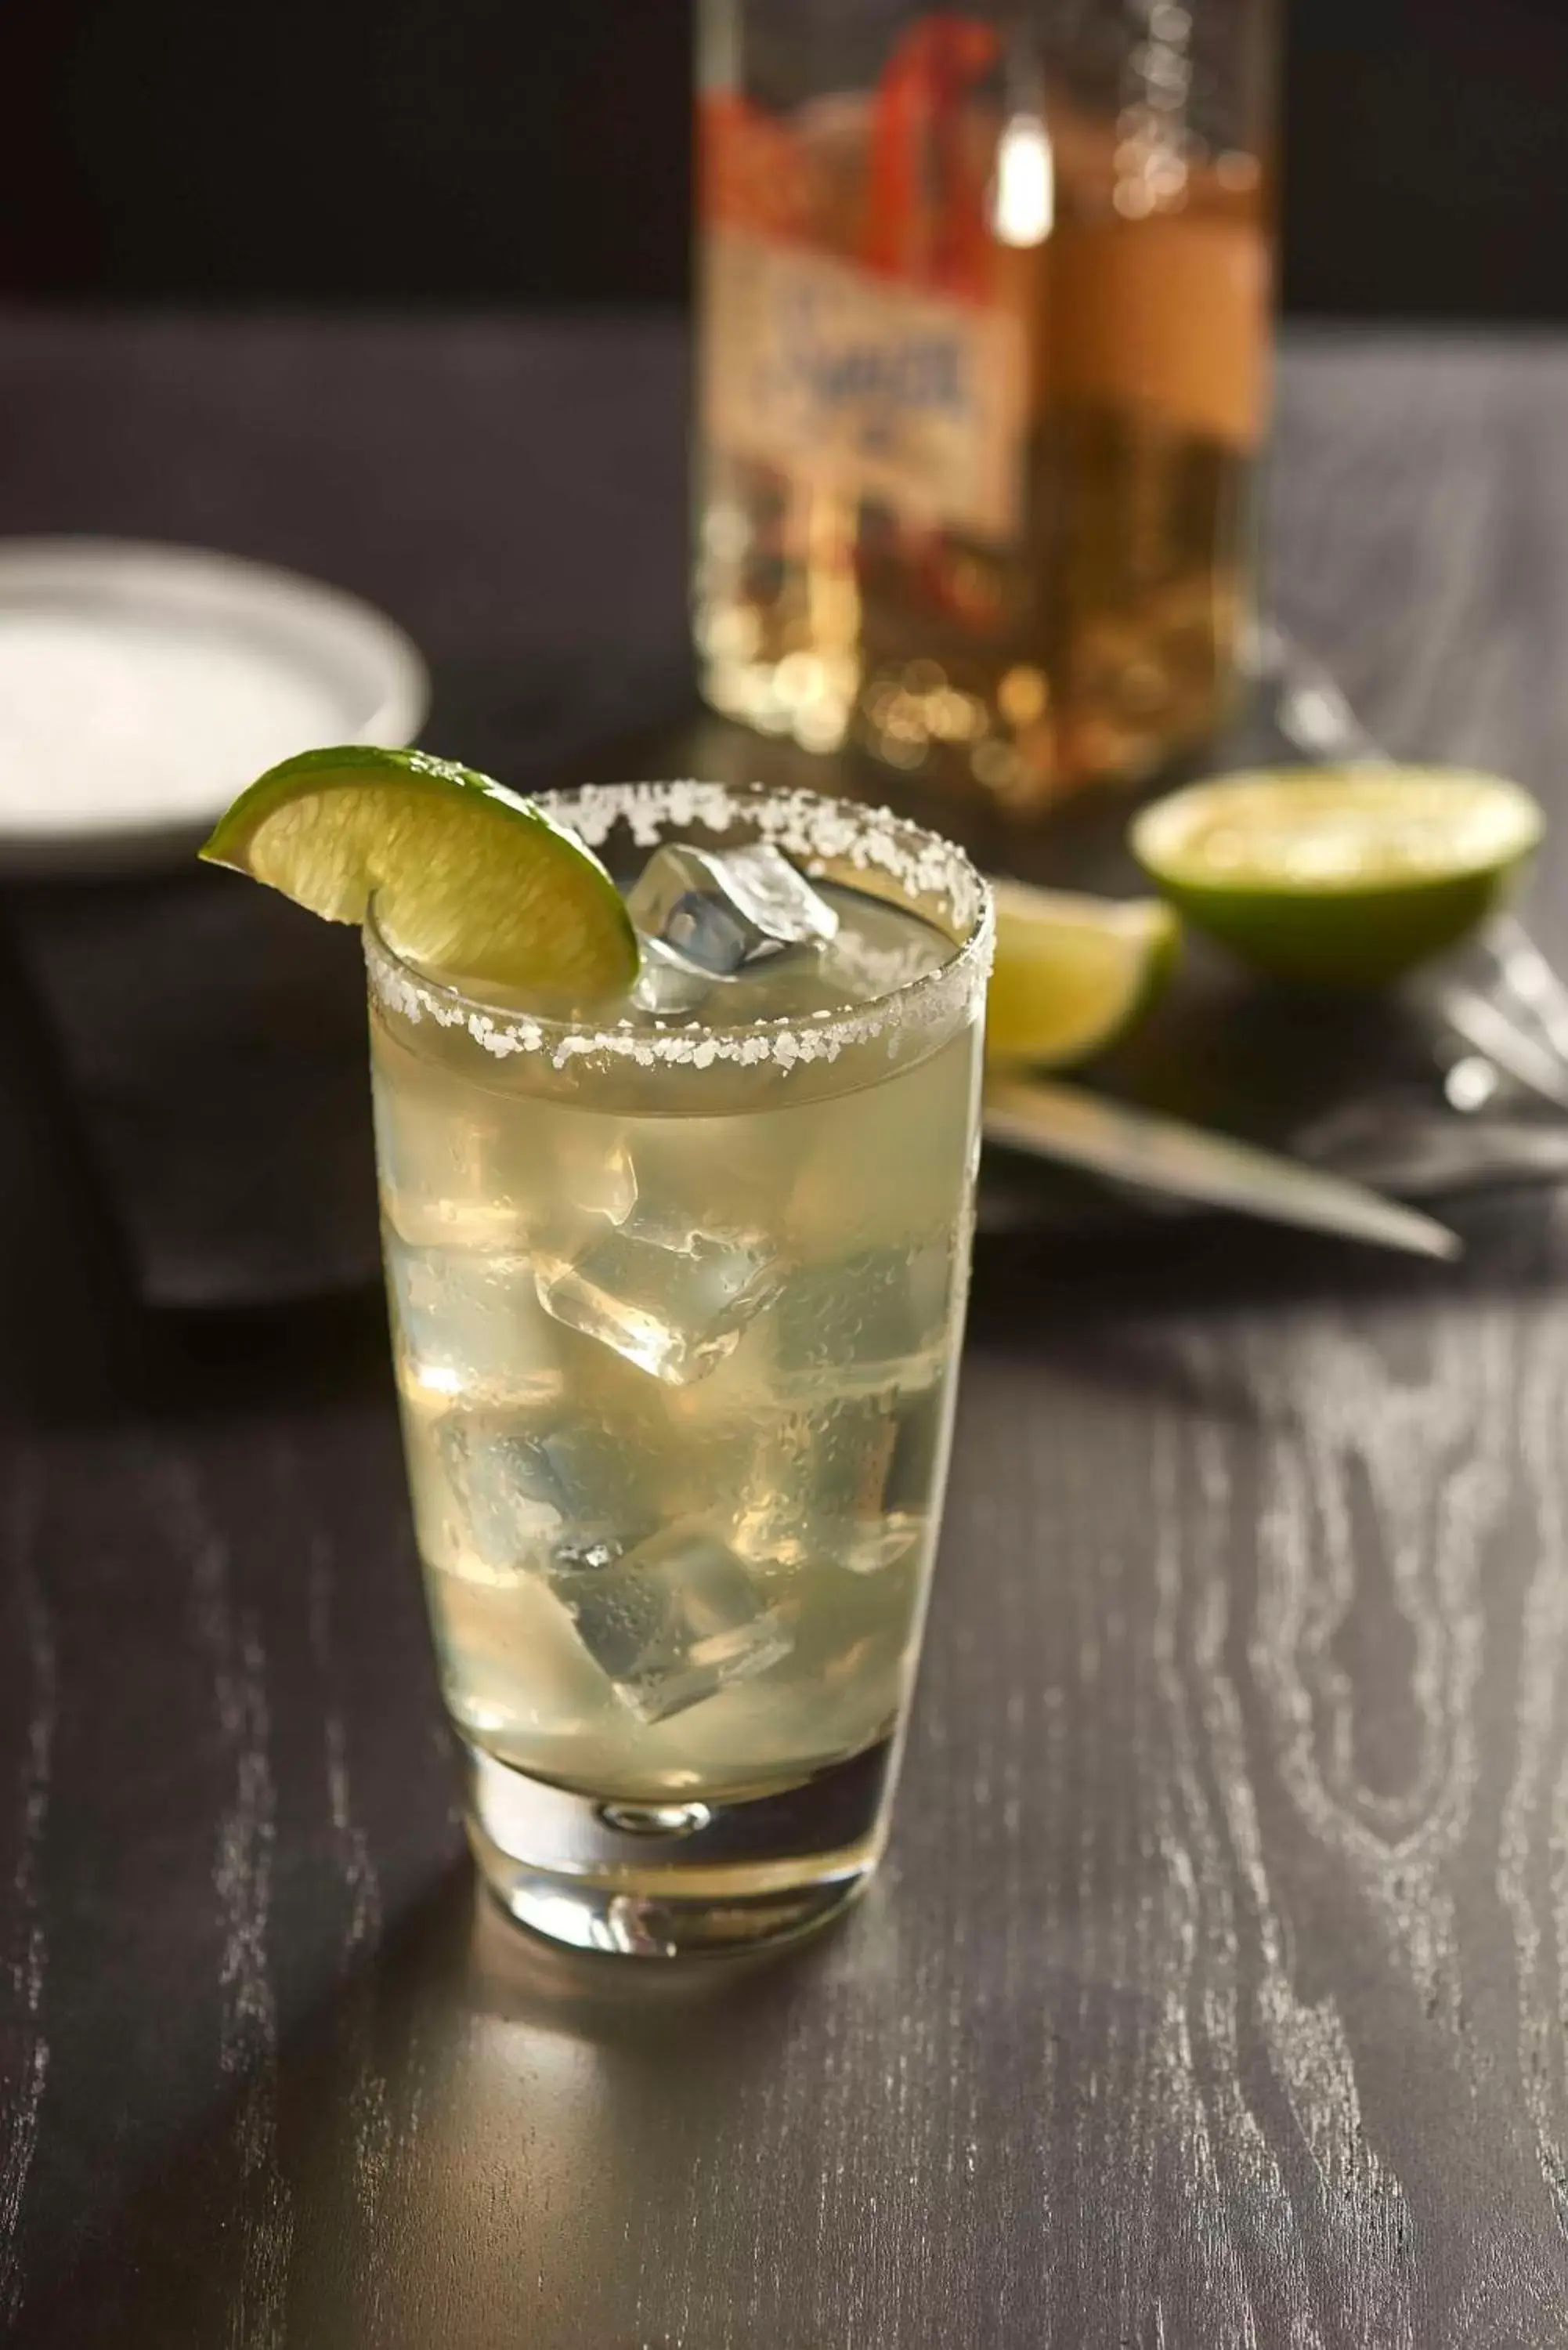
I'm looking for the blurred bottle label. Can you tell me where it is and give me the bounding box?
[694,2,1274,809]
[703,226,1026,540]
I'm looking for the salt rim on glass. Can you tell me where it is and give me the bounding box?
[364,780,995,1077]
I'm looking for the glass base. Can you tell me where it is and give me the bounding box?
[461,1735,896,1958]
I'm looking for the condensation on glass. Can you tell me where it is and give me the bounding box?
[368,784,992,1958]
[694,0,1277,812]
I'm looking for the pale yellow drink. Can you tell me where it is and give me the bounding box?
[367,783,990,1954]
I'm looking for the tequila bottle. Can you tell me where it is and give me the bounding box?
[695,0,1276,812]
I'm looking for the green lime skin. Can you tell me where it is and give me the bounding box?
[200,743,638,1001]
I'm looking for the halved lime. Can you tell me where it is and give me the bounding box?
[986,880,1180,1067]
[1131,766,1543,987]
[200,745,638,1000]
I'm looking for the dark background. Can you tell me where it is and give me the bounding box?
[4,0,1568,320]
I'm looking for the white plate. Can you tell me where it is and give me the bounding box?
[0,537,430,873]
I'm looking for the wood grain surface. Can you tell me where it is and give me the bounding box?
[4,316,1568,2347]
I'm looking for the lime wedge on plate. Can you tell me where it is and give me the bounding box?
[200,745,638,1000]
[986,881,1179,1067]
[1131,766,1542,986]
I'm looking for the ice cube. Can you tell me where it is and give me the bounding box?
[428,1550,617,1748]
[388,1240,566,1407]
[373,1071,537,1252]
[842,1518,923,1575]
[732,1394,925,1575]
[376,1087,634,1255]
[847,1382,947,1574]
[771,1239,953,1398]
[630,935,715,1021]
[627,841,839,977]
[432,1415,565,1578]
[548,1520,792,1723]
[533,1415,663,1562]
[561,1129,638,1226]
[412,1401,667,1582]
[534,1220,784,1385]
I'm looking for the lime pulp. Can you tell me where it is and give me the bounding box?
[1130,766,1543,986]
[985,880,1179,1067]
[200,744,638,1000]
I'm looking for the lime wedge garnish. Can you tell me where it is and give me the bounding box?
[986,881,1179,1068]
[1130,766,1542,986]
[200,745,638,999]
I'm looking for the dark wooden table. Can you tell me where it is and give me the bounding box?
[4,314,1568,2348]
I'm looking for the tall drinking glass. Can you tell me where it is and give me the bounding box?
[367,783,992,1956]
